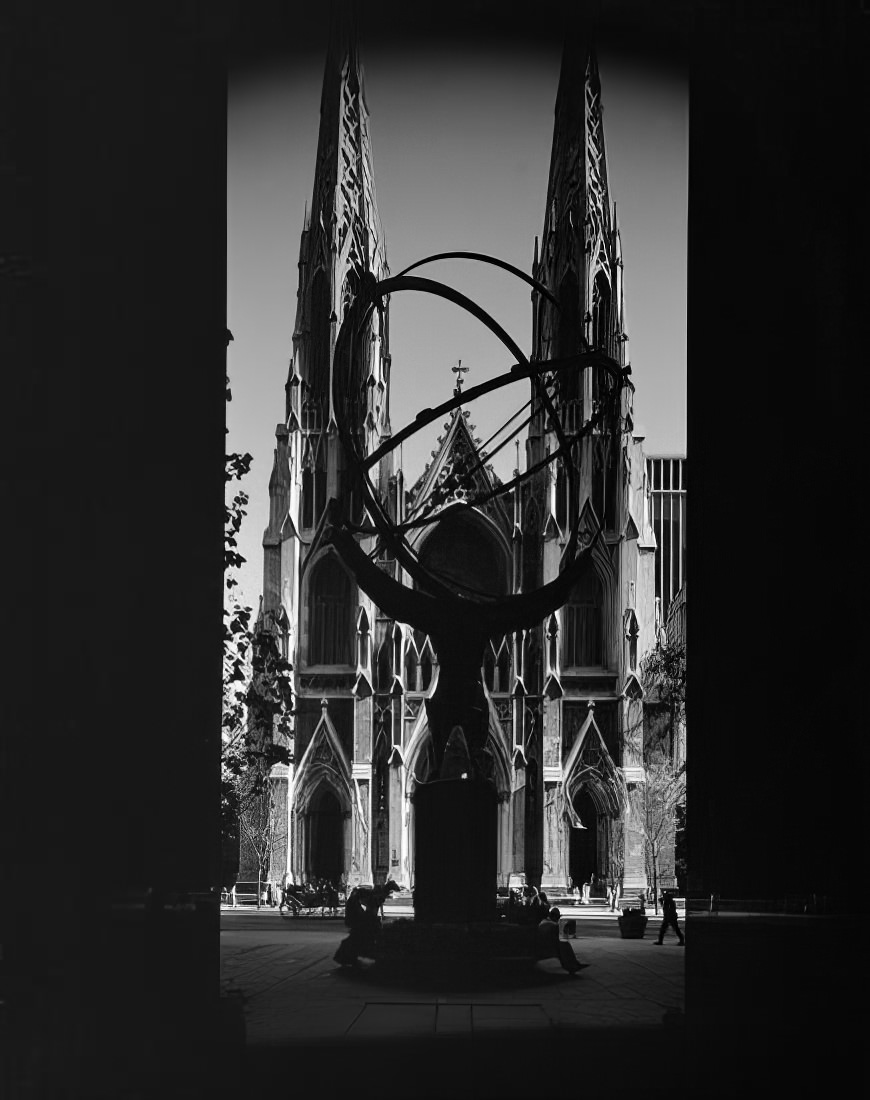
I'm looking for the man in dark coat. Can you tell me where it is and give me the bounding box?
[654,890,685,945]
[333,881,400,966]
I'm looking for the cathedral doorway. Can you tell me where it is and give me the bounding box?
[569,788,599,889]
[307,788,343,884]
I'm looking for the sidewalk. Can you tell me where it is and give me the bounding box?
[222,900,688,919]
[220,912,861,1096]
[221,913,686,1043]
[220,910,686,1096]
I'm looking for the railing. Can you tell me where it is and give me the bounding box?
[686,895,832,916]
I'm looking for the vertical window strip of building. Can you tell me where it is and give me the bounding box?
[646,456,687,623]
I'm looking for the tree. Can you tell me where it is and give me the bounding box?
[640,639,686,758]
[237,773,288,908]
[222,612,294,840]
[638,759,686,913]
[223,346,293,863]
[638,638,687,911]
[605,814,625,910]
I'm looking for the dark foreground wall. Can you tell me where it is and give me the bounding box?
[2,2,861,1096]
[688,2,862,906]
[3,3,226,1095]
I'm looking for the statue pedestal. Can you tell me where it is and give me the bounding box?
[375,918,537,981]
[412,777,498,923]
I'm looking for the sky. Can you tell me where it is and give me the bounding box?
[228,15,687,611]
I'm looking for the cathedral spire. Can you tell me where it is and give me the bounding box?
[539,27,613,296]
[533,23,622,367]
[528,21,627,536]
[288,0,389,432]
[310,0,386,277]
[282,1,392,547]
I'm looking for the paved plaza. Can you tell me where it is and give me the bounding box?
[219,907,688,1096]
[221,908,686,1044]
[217,908,861,1097]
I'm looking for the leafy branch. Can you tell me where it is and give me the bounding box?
[223,351,294,841]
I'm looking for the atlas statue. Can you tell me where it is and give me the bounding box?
[323,252,628,923]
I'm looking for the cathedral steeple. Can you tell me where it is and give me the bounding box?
[279,0,391,554]
[288,0,390,437]
[533,30,620,366]
[529,24,629,537]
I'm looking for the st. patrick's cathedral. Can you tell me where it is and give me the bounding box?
[255,16,679,901]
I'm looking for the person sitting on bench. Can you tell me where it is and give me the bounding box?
[535,907,590,975]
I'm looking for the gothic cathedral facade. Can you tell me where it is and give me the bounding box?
[258,20,671,899]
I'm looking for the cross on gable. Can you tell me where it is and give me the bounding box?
[452,359,470,395]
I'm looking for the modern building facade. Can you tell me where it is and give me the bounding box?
[254,15,681,899]
[646,455,686,626]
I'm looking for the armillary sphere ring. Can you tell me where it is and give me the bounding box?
[331,251,629,604]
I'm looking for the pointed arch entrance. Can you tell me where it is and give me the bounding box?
[290,703,354,886]
[307,786,344,883]
[561,703,626,892]
[569,787,599,889]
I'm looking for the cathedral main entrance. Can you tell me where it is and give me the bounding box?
[569,788,599,889]
[307,788,343,884]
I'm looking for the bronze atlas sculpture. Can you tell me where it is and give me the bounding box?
[323,252,628,927]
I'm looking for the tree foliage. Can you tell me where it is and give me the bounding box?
[638,759,686,911]
[223,357,293,842]
[640,639,686,739]
[638,637,687,907]
[237,774,288,901]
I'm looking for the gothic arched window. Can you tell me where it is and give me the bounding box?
[496,640,511,693]
[556,271,582,432]
[592,439,619,531]
[523,630,542,693]
[302,467,314,529]
[308,269,331,403]
[341,269,360,319]
[301,436,327,530]
[555,461,569,532]
[308,555,353,666]
[375,638,392,693]
[592,271,611,354]
[556,273,581,361]
[419,646,433,691]
[405,642,420,692]
[483,643,496,692]
[563,569,604,667]
[522,501,540,593]
[593,435,620,530]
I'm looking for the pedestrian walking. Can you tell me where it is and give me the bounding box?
[654,890,684,945]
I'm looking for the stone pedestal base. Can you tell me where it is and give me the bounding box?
[376,918,536,977]
[412,777,498,924]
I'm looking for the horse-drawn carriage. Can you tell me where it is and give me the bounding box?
[279,883,343,918]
